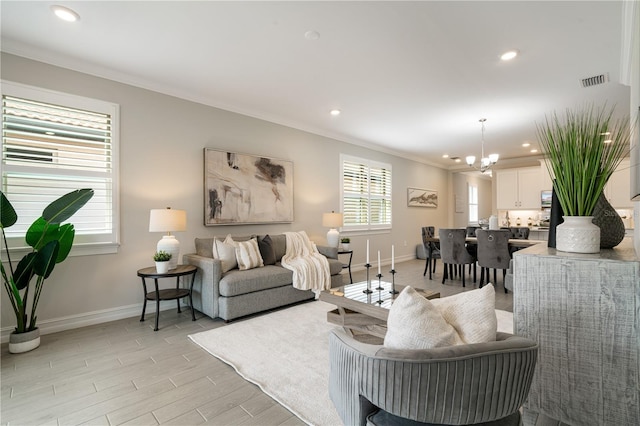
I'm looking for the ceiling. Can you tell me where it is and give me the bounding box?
[0,1,633,170]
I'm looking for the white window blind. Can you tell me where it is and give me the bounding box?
[1,82,119,254]
[341,155,392,230]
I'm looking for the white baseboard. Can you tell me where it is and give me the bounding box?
[1,302,182,344]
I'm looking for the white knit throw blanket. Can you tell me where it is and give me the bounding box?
[281,231,331,293]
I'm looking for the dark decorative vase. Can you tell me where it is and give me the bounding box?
[547,184,564,248]
[592,193,625,249]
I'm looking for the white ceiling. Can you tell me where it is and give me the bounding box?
[0,1,632,169]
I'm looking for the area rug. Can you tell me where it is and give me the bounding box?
[188,301,514,426]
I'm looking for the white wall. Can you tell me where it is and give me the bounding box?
[450,172,492,228]
[1,53,451,339]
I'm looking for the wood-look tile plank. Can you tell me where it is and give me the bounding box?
[106,376,216,425]
[200,405,252,425]
[152,375,251,424]
[58,379,176,425]
[161,409,208,425]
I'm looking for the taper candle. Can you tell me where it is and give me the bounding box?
[366,240,370,263]
[391,245,395,270]
[378,251,381,274]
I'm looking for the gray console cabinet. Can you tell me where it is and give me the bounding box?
[512,241,639,425]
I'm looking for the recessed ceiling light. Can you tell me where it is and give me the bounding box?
[522,142,530,147]
[330,109,341,116]
[51,5,80,22]
[530,149,538,153]
[442,154,449,158]
[500,50,518,61]
[455,158,461,163]
[304,30,320,40]
[604,139,613,144]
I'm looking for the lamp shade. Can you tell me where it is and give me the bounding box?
[149,208,186,233]
[322,212,343,228]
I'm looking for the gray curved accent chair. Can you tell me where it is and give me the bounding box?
[421,226,441,277]
[438,229,476,287]
[476,229,511,293]
[329,329,538,426]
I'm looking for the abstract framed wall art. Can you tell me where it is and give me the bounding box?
[204,149,294,225]
[407,187,438,208]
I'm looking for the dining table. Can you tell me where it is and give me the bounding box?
[423,235,546,280]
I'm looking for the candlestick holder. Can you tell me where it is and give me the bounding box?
[389,269,398,294]
[363,263,373,293]
[376,273,384,291]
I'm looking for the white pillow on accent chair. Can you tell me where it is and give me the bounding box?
[384,284,497,350]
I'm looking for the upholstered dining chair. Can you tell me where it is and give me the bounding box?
[421,226,440,277]
[508,226,530,256]
[464,225,480,272]
[476,229,511,293]
[328,328,538,426]
[438,228,476,286]
[509,226,530,239]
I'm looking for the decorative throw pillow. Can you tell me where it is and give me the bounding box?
[430,284,497,344]
[384,284,497,349]
[212,235,237,273]
[235,238,264,270]
[384,287,460,349]
[258,234,276,265]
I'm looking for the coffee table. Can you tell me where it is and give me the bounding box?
[319,281,439,342]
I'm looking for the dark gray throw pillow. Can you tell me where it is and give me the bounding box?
[258,234,276,265]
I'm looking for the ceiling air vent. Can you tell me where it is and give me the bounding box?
[581,73,609,88]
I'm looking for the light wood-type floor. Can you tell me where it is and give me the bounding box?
[1,258,512,425]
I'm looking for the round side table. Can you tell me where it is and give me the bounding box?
[137,264,197,331]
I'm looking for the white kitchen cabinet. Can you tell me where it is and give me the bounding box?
[604,159,631,208]
[496,167,541,209]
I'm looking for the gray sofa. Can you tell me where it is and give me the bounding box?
[183,234,343,321]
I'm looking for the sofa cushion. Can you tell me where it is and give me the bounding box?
[219,265,295,297]
[213,236,238,273]
[235,238,264,270]
[270,234,287,261]
[258,234,276,265]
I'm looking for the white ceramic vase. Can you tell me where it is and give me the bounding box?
[155,261,170,274]
[9,328,40,354]
[555,216,600,254]
[341,243,350,250]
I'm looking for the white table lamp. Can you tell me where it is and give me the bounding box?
[149,207,187,270]
[322,211,343,248]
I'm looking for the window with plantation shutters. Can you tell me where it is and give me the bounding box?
[341,155,392,230]
[1,81,119,255]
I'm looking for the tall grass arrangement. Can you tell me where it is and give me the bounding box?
[536,104,632,217]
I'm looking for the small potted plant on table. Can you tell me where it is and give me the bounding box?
[340,237,351,250]
[153,250,172,273]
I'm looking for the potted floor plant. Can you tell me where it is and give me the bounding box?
[1,189,94,353]
[536,104,632,253]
